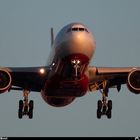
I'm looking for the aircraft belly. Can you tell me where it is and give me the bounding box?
[43,74,88,97]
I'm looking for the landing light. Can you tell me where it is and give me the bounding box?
[71,59,81,65]
[77,60,80,64]
[71,60,76,64]
[39,68,45,74]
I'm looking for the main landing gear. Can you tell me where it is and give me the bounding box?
[97,96,112,119]
[96,81,112,119]
[18,90,34,119]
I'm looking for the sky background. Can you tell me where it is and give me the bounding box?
[0,0,140,137]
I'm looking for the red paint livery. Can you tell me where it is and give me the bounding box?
[41,53,89,107]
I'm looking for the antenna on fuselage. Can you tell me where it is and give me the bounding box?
[51,27,54,47]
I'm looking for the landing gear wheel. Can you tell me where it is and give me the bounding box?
[97,109,102,119]
[96,80,113,119]
[29,100,34,110]
[28,109,33,119]
[19,100,23,110]
[97,100,102,111]
[18,100,23,119]
[18,90,34,119]
[28,100,34,119]
[18,109,23,119]
[108,100,112,110]
[106,110,112,119]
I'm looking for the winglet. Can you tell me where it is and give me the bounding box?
[51,27,54,47]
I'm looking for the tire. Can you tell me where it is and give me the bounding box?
[28,109,33,119]
[106,110,112,119]
[18,109,23,119]
[97,109,102,119]
[19,100,23,110]
[29,100,34,110]
[97,100,102,111]
[108,100,112,110]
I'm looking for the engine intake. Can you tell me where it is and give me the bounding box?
[127,69,140,94]
[0,69,12,93]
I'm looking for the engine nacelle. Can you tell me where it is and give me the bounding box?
[0,69,12,94]
[127,69,140,94]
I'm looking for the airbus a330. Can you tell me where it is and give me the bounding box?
[0,23,140,119]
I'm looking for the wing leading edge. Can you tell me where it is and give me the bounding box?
[4,66,140,93]
[88,66,140,92]
[7,66,51,92]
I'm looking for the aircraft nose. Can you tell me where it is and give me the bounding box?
[70,32,94,52]
[55,30,96,61]
[57,33,95,60]
[70,32,88,47]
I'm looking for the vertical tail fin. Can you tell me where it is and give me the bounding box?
[51,28,54,47]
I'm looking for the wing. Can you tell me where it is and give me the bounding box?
[88,66,140,92]
[6,66,51,92]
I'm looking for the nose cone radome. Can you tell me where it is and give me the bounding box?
[54,23,96,60]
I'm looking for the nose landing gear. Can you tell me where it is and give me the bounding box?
[18,90,34,119]
[96,81,112,119]
[71,59,81,79]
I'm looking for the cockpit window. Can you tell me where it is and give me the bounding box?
[72,28,78,31]
[85,28,89,33]
[79,28,85,31]
[67,27,89,33]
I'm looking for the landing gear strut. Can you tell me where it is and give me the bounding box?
[18,90,34,119]
[71,59,81,79]
[97,81,112,119]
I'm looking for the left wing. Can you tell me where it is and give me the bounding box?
[88,66,140,93]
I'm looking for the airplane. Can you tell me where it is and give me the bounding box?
[0,22,140,119]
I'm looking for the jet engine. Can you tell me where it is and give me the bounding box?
[127,69,140,94]
[0,69,12,93]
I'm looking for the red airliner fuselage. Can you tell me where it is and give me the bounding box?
[41,23,96,107]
